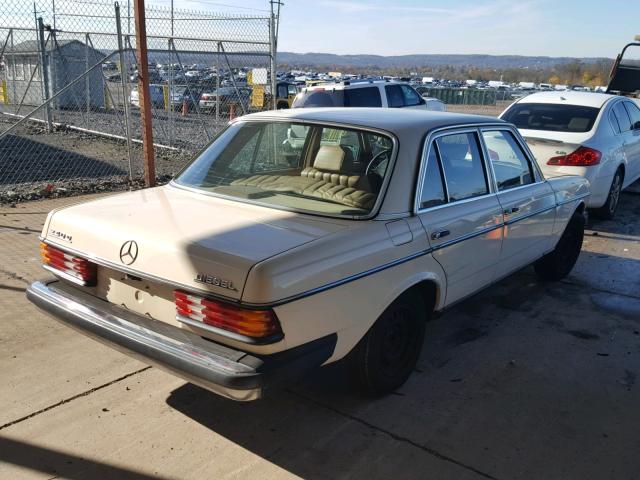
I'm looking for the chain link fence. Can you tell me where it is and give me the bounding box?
[416,86,517,116]
[0,0,276,202]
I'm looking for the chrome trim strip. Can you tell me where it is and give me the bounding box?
[268,248,435,307]
[414,122,508,214]
[42,264,89,287]
[556,193,590,206]
[504,204,557,226]
[479,125,547,182]
[176,314,284,345]
[431,223,503,252]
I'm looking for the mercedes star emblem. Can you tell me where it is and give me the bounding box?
[119,240,139,265]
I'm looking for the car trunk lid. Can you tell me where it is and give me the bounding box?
[43,184,348,301]
[519,130,591,177]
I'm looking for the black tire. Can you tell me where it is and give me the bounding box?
[592,168,623,220]
[347,290,427,395]
[534,212,585,281]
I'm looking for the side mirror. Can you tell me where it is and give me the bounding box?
[419,97,426,105]
[634,120,640,130]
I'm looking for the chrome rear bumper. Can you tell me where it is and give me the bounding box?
[26,280,336,401]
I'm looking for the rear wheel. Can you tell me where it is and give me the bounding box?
[593,168,623,220]
[534,211,585,281]
[347,290,427,395]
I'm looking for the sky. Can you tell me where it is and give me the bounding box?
[161,0,639,58]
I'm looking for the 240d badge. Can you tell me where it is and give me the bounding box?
[194,273,236,291]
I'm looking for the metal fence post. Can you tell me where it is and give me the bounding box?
[85,32,90,114]
[216,41,220,129]
[167,37,172,147]
[269,12,277,110]
[115,2,134,182]
[9,29,16,107]
[37,17,53,132]
[134,0,156,187]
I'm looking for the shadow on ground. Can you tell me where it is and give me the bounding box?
[166,259,640,480]
[0,437,169,480]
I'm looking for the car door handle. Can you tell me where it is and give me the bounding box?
[431,229,450,240]
[504,207,520,215]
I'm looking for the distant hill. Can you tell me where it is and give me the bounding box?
[277,52,611,70]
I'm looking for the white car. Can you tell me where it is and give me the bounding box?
[27,109,589,401]
[292,80,441,110]
[500,91,640,218]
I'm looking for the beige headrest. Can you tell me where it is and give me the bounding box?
[313,145,345,172]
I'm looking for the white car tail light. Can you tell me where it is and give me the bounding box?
[547,146,601,166]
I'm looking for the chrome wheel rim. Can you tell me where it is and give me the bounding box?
[609,174,622,215]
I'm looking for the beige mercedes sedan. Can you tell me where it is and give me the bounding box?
[27,108,590,401]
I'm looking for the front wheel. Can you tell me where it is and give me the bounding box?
[534,211,585,281]
[346,290,427,395]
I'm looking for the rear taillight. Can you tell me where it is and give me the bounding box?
[173,290,282,341]
[547,146,601,166]
[40,242,97,286]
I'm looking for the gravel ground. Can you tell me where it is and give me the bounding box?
[0,122,193,204]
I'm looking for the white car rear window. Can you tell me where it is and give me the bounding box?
[502,103,599,133]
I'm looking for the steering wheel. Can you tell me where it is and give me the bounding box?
[365,149,392,176]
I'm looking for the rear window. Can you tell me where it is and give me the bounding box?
[502,103,600,133]
[174,121,394,218]
[292,86,382,108]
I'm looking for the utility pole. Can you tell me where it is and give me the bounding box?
[133,0,155,187]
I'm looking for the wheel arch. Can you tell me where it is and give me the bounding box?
[403,278,441,316]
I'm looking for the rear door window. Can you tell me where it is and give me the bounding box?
[482,130,534,191]
[400,85,422,106]
[612,102,632,132]
[623,101,640,129]
[609,110,621,134]
[343,87,382,107]
[501,103,599,132]
[419,146,447,209]
[436,133,488,202]
[385,85,404,108]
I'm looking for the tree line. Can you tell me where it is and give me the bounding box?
[280,59,614,88]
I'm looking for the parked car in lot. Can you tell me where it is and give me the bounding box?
[421,96,446,112]
[500,91,640,218]
[168,85,209,112]
[27,109,589,401]
[292,80,441,110]
[130,84,165,109]
[199,86,251,113]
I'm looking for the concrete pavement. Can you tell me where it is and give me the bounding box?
[1,189,639,480]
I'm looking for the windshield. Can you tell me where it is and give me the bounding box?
[174,121,395,217]
[292,86,382,108]
[502,103,600,133]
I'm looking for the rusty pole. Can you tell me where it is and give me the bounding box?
[133,0,155,187]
